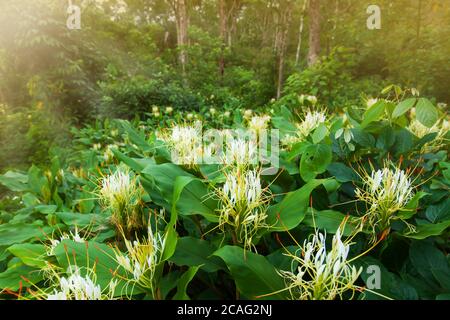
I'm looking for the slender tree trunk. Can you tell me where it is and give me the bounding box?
[295,0,308,66]
[219,0,226,79]
[172,0,188,76]
[276,4,293,99]
[307,0,321,66]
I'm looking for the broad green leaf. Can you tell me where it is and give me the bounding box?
[55,212,109,228]
[403,221,450,240]
[173,266,200,300]
[172,176,218,222]
[267,179,327,231]
[0,263,43,291]
[0,223,54,246]
[312,123,329,144]
[170,237,224,272]
[361,100,386,128]
[416,98,439,128]
[0,171,28,192]
[7,243,47,268]
[392,98,417,118]
[327,162,359,183]
[302,209,362,236]
[300,144,332,182]
[214,246,287,300]
[53,240,139,297]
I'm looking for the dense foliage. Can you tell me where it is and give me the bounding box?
[0,0,449,301]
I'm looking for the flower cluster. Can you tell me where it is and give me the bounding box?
[164,123,203,166]
[355,164,415,237]
[223,137,258,167]
[46,267,116,300]
[217,168,270,251]
[46,228,85,256]
[282,109,327,148]
[279,227,361,300]
[248,115,271,134]
[99,168,143,232]
[408,118,449,152]
[114,226,166,297]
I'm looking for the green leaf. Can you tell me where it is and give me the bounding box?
[35,205,57,214]
[392,98,417,118]
[172,176,218,222]
[173,266,200,300]
[403,221,450,240]
[397,191,429,220]
[0,171,28,192]
[7,243,47,268]
[0,223,54,246]
[214,246,287,300]
[267,179,327,231]
[361,100,386,128]
[170,237,224,272]
[300,144,332,182]
[312,123,329,144]
[416,98,439,128]
[55,212,109,228]
[303,209,362,236]
[327,162,359,183]
[0,263,43,291]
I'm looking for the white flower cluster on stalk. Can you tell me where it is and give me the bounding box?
[408,118,449,152]
[248,115,271,134]
[297,109,327,138]
[282,109,327,148]
[355,164,415,238]
[217,168,270,251]
[46,267,116,300]
[280,227,362,300]
[114,226,166,297]
[223,138,258,167]
[99,168,142,231]
[165,123,202,166]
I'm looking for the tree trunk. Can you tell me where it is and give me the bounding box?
[276,4,293,99]
[307,0,321,66]
[295,0,308,66]
[219,0,226,79]
[172,0,188,76]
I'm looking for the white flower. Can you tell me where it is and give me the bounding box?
[355,163,415,238]
[152,106,159,113]
[99,168,141,230]
[295,109,327,140]
[217,168,270,250]
[224,138,258,166]
[47,228,85,256]
[244,109,253,118]
[248,115,271,133]
[165,106,173,114]
[280,226,362,300]
[46,267,106,300]
[209,108,217,115]
[165,123,203,166]
[187,113,194,120]
[223,111,231,118]
[366,98,378,108]
[408,118,439,139]
[222,169,262,208]
[115,226,166,292]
